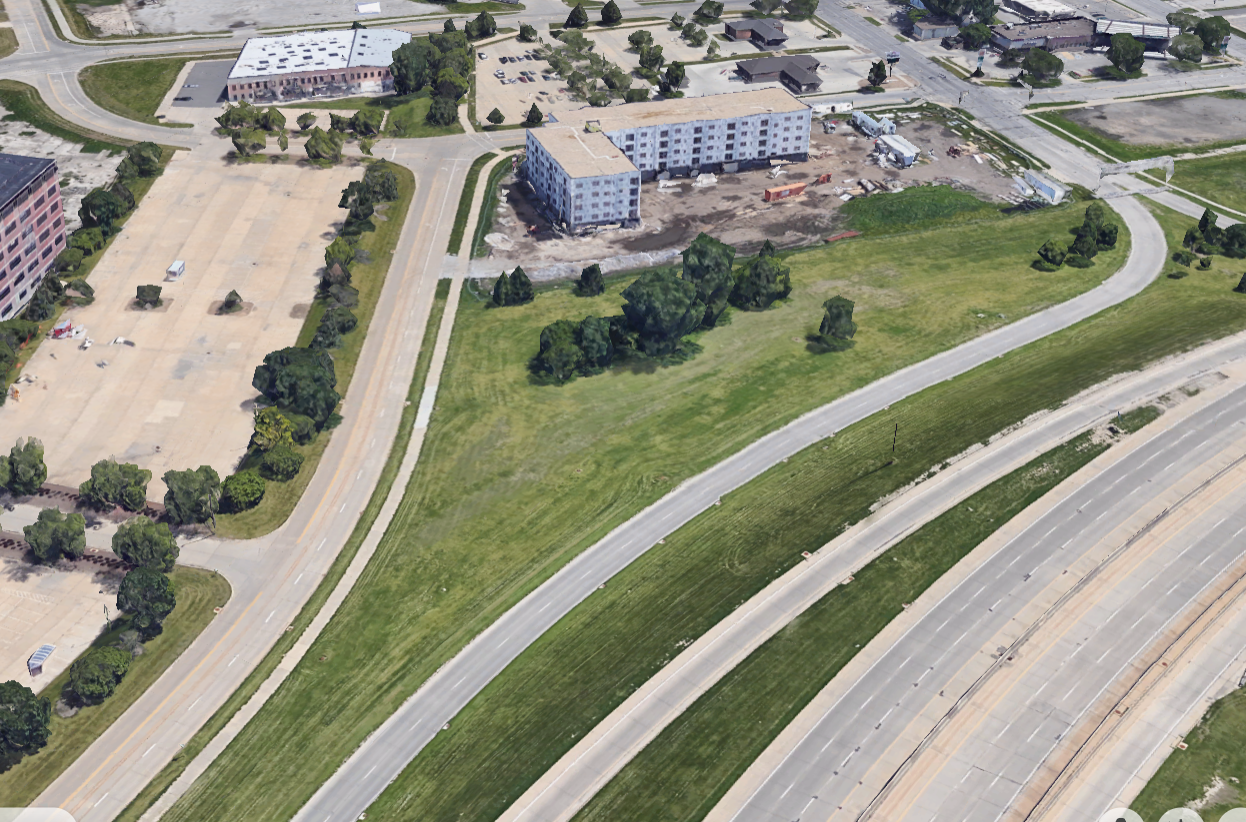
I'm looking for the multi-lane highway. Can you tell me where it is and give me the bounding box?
[1,0,1243,820]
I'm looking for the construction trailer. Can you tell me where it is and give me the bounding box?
[877,134,920,168]
[764,182,807,201]
[852,111,897,137]
[166,260,186,281]
[1024,169,1070,204]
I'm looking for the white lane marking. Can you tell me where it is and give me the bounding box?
[366,765,377,778]
[295,573,304,585]
[340,503,347,513]
[188,697,201,711]
[94,793,109,808]
[317,538,327,552]
[266,610,276,624]
[143,745,156,758]
[228,655,239,667]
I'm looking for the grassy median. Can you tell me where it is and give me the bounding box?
[0,568,231,806]
[153,196,1144,822]
[79,57,202,126]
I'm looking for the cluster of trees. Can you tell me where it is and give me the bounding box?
[0,437,47,497]
[533,236,794,383]
[390,31,474,127]
[918,0,997,25]
[217,100,290,157]
[542,30,648,105]
[1180,208,1246,264]
[447,10,497,40]
[1035,202,1119,270]
[564,1,624,28]
[1106,32,1145,77]
[79,459,151,512]
[0,680,50,772]
[493,266,535,306]
[1020,48,1064,81]
[1166,12,1230,62]
[675,12,710,48]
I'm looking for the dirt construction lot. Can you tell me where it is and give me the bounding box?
[0,152,357,498]
[1062,93,1246,147]
[477,118,1017,277]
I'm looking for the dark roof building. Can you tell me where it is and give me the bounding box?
[724,19,789,47]
[1094,18,1180,50]
[735,54,822,92]
[990,16,1094,50]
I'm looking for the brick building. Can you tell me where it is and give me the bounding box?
[226,29,411,102]
[0,154,66,320]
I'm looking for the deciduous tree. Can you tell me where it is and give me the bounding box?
[1194,15,1230,52]
[23,508,86,564]
[79,459,151,512]
[817,295,857,346]
[252,347,340,427]
[222,470,265,513]
[681,232,736,327]
[1168,33,1203,62]
[262,444,304,481]
[1107,32,1145,74]
[620,270,705,356]
[5,438,46,496]
[519,22,538,41]
[113,518,179,572]
[731,248,791,310]
[0,681,50,773]
[68,647,130,704]
[1022,47,1063,79]
[868,59,887,88]
[426,96,459,126]
[628,29,654,49]
[577,263,605,296]
[297,112,317,131]
[117,567,176,640]
[162,465,222,527]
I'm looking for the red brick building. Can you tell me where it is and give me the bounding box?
[0,154,66,320]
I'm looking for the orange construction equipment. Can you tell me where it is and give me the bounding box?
[815,173,833,185]
[763,182,807,202]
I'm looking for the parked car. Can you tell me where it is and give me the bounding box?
[478,52,488,59]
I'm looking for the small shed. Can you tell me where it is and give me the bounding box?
[852,111,897,137]
[878,134,921,168]
[166,260,186,281]
[1024,169,1070,204]
[28,644,54,677]
[764,182,807,202]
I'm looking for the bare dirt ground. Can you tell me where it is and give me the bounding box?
[119,0,442,35]
[0,149,356,498]
[474,119,1017,279]
[1062,94,1246,147]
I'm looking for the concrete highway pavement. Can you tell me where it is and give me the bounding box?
[492,332,1246,822]
[290,183,1164,822]
[708,380,1246,822]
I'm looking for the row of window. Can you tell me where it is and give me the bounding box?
[0,230,64,318]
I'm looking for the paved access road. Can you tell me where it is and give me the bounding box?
[717,382,1246,822]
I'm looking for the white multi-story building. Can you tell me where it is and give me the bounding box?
[525,88,811,231]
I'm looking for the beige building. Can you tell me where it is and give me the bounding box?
[226,29,410,102]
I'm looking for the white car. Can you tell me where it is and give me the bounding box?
[478,52,488,59]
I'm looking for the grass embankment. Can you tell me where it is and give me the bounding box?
[1158,152,1246,214]
[213,163,415,539]
[154,195,1136,822]
[447,151,497,253]
[1134,688,1246,821]
[0,80,129,153]
[471,155,513,257]
[79,57,197,126]
[0,568,231,806]
[575,428,1120,822]
[115,279,453,822]
[281,91,462,138]
[0,29,17,59]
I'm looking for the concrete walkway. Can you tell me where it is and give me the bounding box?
[138,150,517,822]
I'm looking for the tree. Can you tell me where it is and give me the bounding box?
[350,107,385,136]
[117,567,176,640]
[304,127,345,163]
[1194,16,1230,52]
[670,12,686,26]
[639,44,665,71]
[784,0,820,18]
[222,470,265,513]
[1168,33,1204,62]
[0,681,51,773]
[731,252,791,310]
[577,263,605,296]
[577,316,614,370]
[23,508,86,564]
[751,0,783,12]
[278,132,290,152]
[1166,11,1200,31]
[1200,207,1219,235]
[391,38,440,94]
[486,107,506,126]
[436,67,470,100]
[162,466,222,526]
[79,459,151,512]
[113,518,179,572]
[817,296,857,346]
[604,68,633,91]
[1107,32,1145,74]
[443,17,457,32]
[492,271,513,306]
[55,248,84,273]
[681,233,736,328]
[601,0,623,25]
[566,2,589,28]
[297,112,317,131]
[68,647,131,705]
[526,103,544,125]
[1038,238,1068,267]
[663,61,686,92]
[998,47,1023,67]
[220,289,244,314]
[466,10,496,39]
[695,0,724,18]
[1236,272,1246,294]
[510,266,535,304]
[258,107,286,133]
[868,59,887,88]
[22,276,63,322]
[252,347,340,428]
[706,39,720,58]
[624,87,650,102]
[620,270,705,357]
[231,128,265,158]
[80,188,128,232]
[628,29,654,50]
[117,142,162,179]
[1022,47,1063,79]
[519,22,538,41]
[960,22,991,48]
[136,284,162,308]
[262,444,305,481]
[5,438,46,496]
[427,96,459,127]
[685,26,708,46]
[536,319,585,382]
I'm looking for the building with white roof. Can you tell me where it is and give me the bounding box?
[226,29,411,102]
[524,88,811,231]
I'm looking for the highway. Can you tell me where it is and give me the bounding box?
[0,0,1239,819]
[710,381,1246,822]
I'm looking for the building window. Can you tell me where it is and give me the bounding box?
[38,228,49,242]
[41,245,53,258]
[659,152,668,159]
[36,212,46,226]
[727,122,736,130]
[629,198,638,206]
[4,223,15,236]
[725,153,734,160]
[18,208,29,222]
[693,137,702,144]
[693,127,703,134]
[660,130,668,137]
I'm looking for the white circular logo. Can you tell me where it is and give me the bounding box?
[1097,810,1143,822]
[1158,811,1203,822]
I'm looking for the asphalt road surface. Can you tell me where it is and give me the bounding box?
[719,384,1246,822]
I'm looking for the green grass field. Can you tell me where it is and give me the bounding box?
[0,80,129,153]
[448,151,498,254]
[0,28,17,59]
[156,198,1142,822]
[471,157,513,257]
[1160,152,1246,215]
[1134,688,1246,821]
[214,163,415,539]
[0,568,231,805]
[575,427,1119,822]
[282,91,462,138]
[79,58,197,126]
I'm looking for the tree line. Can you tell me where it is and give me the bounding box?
[390,28,479,128]
[1035,203,1119,270]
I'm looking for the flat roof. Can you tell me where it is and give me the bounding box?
[228,29,412,80]
[736,54,821,75]
[1007,0,1078,16]
[530,127,636,179]
[576,88,810,133]
[993,16,1094,38]
[1094,18,1180,38]
[914,18,958,29]
[879,134,920,155]
[0,153,54,208]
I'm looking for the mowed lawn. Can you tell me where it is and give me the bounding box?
[1165,152,1246,215]
[0,568,231,805]
[79,57,194,126]
[160,198,1134,822]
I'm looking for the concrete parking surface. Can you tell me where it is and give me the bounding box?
[0,150,357,498]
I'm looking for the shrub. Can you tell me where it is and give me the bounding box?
[221,470,265,512]
[1173,250,1196,267]
[54,248,85,273]
[262,445,305,481]
[135,284,162,308]
[284,413,318,445]
[68,646,130,704]
[1065,254,1095,268]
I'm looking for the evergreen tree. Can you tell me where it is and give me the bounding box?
[577,263,605,296]
[510,266,535,304]
[492,271,514,306]
[566,2,589,28]
[601,0,623,25]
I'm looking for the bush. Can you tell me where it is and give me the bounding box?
[262,445,305,482]
[284,413,318,445]
[70,227,105,255]
[1031,259,1060,272]
[54,248,85,273]
[1065,254,1095,268]
[135,284,162,308]
[68,646,130,705]
[1173,249,1196,266]
[221,470,265,512]
[79,459,151,511]
[1198,257,1213,270]
[426,96,459,127]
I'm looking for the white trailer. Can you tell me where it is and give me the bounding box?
[166,260,186,281]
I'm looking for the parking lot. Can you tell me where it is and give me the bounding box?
[475,39,574,126]
[0,149,356,498]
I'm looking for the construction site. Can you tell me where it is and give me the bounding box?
[1058,92,1246,147]
[473,109,1025,280]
